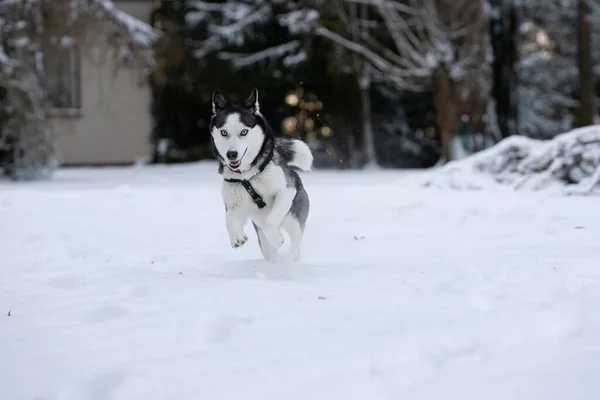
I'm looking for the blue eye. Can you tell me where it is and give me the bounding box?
[240,129,249,136]
[220,130,227,136]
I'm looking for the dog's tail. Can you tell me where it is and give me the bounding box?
[277,138,314,171]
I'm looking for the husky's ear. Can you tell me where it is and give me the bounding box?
[242,88,260,114]
[212,90,228,115]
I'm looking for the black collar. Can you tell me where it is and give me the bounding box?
[223,147,274,209]
[253,145,275,175]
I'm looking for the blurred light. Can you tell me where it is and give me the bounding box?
[285,93,299,106]
[282,117,297,134]
[536,31,550,47]
[305,118,315,130]
[522,43,537,53]
[315,101,323,110]
[520,21,534,34]
[320,126,332,137]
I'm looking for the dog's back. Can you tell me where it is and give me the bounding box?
[272,137,312,230]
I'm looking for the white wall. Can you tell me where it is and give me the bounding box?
[51,1,154,165]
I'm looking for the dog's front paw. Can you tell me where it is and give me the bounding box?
[229,230,248,248]
[263,227,284,248]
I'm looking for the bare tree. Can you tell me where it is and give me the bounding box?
[184,0,492,165]
[336,1,378,167]
[314,0,493,163]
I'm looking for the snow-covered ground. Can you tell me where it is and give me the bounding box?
[2,162,600,400]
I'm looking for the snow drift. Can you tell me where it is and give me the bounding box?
[423,126,600,195]
[2,165,600,399]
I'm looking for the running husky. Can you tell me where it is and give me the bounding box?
[210,88,313,262]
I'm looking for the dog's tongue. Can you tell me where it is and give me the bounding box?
[230,160,241,168]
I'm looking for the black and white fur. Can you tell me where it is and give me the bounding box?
[210,88,313,262]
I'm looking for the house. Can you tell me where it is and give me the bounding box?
[48,1,155,166]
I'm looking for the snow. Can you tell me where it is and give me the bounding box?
[277,9,320,34]
[218,40,302,69]
[0,47,14,68]
[2,163,600,399]
[185,9,207,25]
[424,126,600,194]
[208,3,270,47]
[94,0,160,47]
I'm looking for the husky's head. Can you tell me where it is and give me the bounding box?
[210,88,270,172]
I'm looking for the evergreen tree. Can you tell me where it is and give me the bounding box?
[517,0,577,138]
[517,0,600,138]
[149,0,214,163]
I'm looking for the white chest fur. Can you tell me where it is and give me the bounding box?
[221,163,289,226]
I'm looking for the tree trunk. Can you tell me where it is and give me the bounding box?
[577,0,597,126]
[434,68,456,163]
[359,72,378,168]
[490,0,519,138]
[433,0,492,164]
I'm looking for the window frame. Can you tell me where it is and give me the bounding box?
[45,42,82,118]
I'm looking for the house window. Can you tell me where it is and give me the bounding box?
[45,43,82,117]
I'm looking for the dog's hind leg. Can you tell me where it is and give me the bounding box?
[252,222,279,262]
[282,215,304,262]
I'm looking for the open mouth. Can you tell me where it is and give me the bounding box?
[228,159,242,169]
[228,149,247,170]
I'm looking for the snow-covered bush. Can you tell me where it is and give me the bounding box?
[0,1,56,180]
[423,126,600,195]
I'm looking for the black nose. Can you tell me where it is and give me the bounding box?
[226,150,238,160]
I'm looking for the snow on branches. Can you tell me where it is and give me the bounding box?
[310,0,491,92]
[63,0,160,73]
[187,0,313,69]
[312,0,493,162]
[186,0,489,95]
[423,126,600,195]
